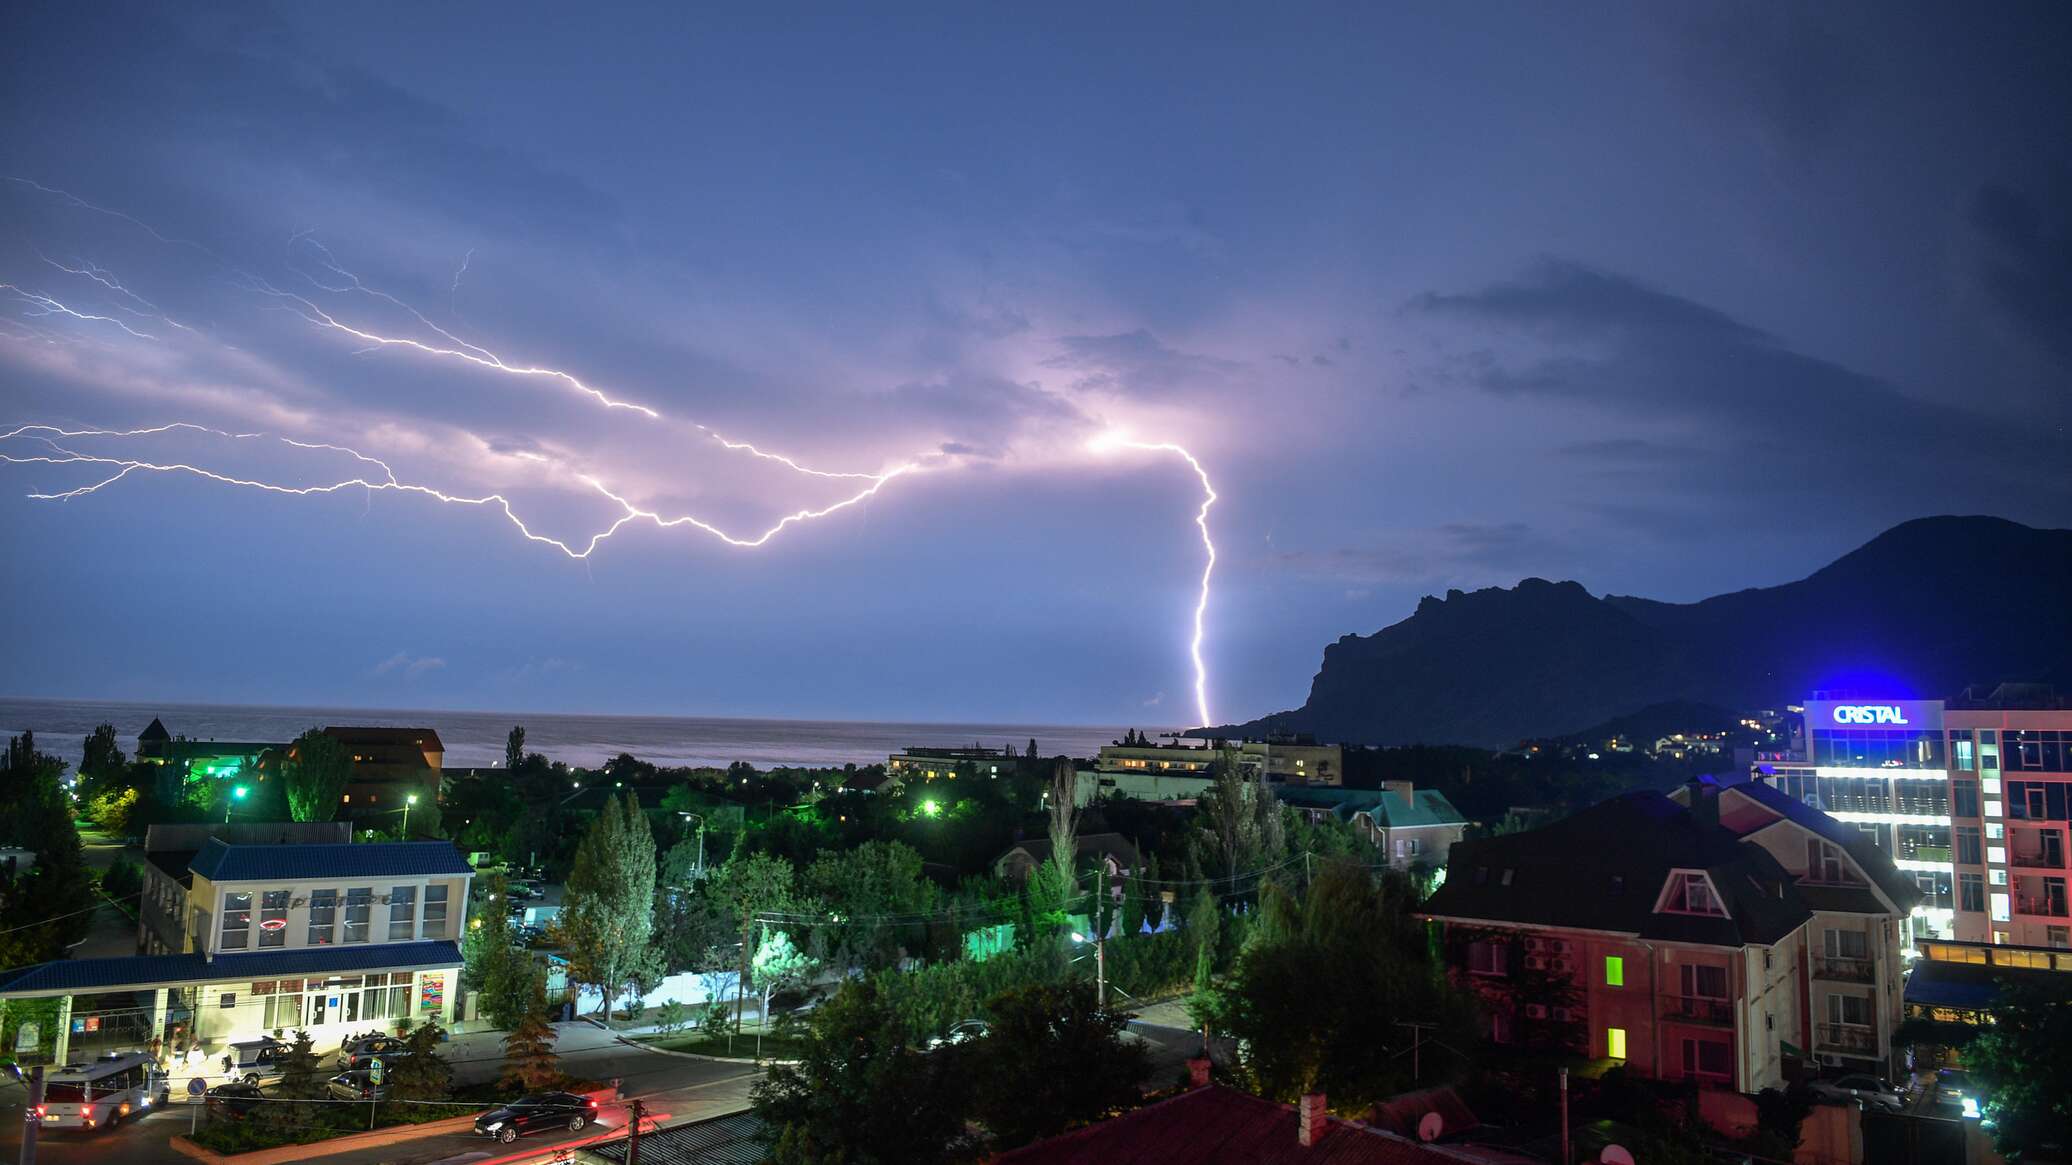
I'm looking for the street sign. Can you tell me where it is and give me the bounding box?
[368,1057,384,1085]
[187,1077,207,1097]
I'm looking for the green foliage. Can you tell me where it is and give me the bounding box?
[707,851,799,1028]
[500,987,561,1093]
[99,856,144,904]
[802,840,938,971]
[752,928,817,1008]
[1189,758,1285,880]
[86,787,139,835]
[384,1022,453,1102]
[1964,979,2072,1155]
[1223,860,1475,1111]
[558,793,660,1025]
[655,999,690,1035]
[751,979,974,1165]
[77,724,126,803]
[463,889,548,1031]
[870,944,1071,1043]
[0,733,95,966]
[969,981,1150,1149]
[280,729,353,823]
[505,726,525,774]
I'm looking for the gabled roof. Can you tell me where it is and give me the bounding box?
[322,726,445,757]
[139,717,170,743]
[1367,789,1468,830]
[1420,791,1809,946]
[190,839,472,883]
[991,1084,1458,1163]
[995,832,1141,870]
[0,941,461,998]
[1697,779,1923,914]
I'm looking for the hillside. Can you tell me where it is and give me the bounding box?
[1208,516,2072,748]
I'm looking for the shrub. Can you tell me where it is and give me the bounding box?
[655,999,689,1035]
[99,858,145,905]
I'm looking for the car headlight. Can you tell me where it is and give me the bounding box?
[484,1121,504,1131]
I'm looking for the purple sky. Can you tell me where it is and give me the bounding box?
[2,4,2069,728]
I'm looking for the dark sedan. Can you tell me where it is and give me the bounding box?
[204,1081,266,1119]
[472,1092,599,1143]
[325,1070,389,1102]
[342,1037,412,1071]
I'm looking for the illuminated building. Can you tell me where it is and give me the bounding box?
[321,725,445,832]
[882,745,1014,793]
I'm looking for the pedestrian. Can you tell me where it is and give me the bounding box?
[612,1076,626,1102]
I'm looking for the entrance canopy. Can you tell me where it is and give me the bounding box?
[0,940,461,999]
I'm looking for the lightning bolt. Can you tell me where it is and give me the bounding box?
[1092,434,1219,728]
[2,283,159,341]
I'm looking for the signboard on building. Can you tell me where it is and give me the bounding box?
[419,974,444,1013]
[14,1021,37,1053]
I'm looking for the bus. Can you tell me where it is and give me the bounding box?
[37,1052,170,1131]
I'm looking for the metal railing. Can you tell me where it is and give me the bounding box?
[1817,1023,1878,1054]
[2010,851,2064,870]
[1813,956,1876,983]
[1663,996,1734,1026]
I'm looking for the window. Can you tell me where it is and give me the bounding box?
[1824,929,1869,960]
[1682,1038,1731,1079]
[1991,893,2011,923]
[259,891,290,948]
[1606,1027,1627,1060]
[1490,1011,1511,1045]
[422,886,449,939]
[1954,780,1980,819]
[1957,827,1982,865]
[1605,956,1624,987]
[1681,963,1728,999]
[1955,736,1976,772]
[308,890,338,945]
[1467,941,1509,977]
[1826,993,1870,1028]
[2027,786,2048,818]
[1668,872,1724,915]
[1500,868,1515,886]
[1806,840,1849,884]
[344,888,373,943]
[388,886,417,941]
[220,892,252,950]
[1955,874,1989,912]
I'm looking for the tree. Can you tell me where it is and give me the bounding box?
[280,729,353,823]
[708,852,799,1032]
[384,1021,453,1101]
[1223,860,1474,1111]
[1964,979,2072,1155]
[0,734,96,965]
[1189,752,1284,880]
[500,984,561,1092]
[969,981,1149,1148]
[78,724,126,801]
[751,928,817,1028]
[257,1030,325,1132]
[557,793,658,1027]
[802,840,937,972]
[463,886,548,1031]
[505,726,526,773]
[752,979,973,1165]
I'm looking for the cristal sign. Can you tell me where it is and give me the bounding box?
[1832,705,1909,725]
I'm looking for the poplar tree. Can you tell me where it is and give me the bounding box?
[558,793,659,1027]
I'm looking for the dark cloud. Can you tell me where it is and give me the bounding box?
[1676,7,1871,159]
[1041,329,1245,398]
[1968,181,2072,363]
[1280,522,1570,585]
[1310,353,1334,367]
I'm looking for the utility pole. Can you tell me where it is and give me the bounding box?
[626,1098,645,1165]
[20,1065,43,1165]
[1395,1021,1436,1084]
[1558,1066,1570,1165]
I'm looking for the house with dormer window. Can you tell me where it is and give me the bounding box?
[1420,790,1813,1092]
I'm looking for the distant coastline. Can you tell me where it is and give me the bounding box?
[0,695,1151,772]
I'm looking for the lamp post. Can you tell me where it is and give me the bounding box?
[225,784,248,823]
[678,813,706,881]
[403,793,418,838]
[1071,929,1106,1007]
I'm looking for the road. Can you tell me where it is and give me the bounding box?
[0,1022,758,1165]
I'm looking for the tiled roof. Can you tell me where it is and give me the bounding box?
[995,833,1141,870]
[991,1085,1456,1164]
[139,717,170,742]
[586,1110,765,1164]
[1420,791,1809,946]
[0,941,461,997]
[1708,779,1923,913]
[190,839,472,882]
[1368,790,1468,830]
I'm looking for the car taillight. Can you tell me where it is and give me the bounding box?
[33,1105,45,1118]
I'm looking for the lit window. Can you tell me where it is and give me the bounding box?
[341,795,351,803]
[1605,956,1624,987]
[1606,1027,1627,1059]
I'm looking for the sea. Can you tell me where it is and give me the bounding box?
[0,696,1148,772]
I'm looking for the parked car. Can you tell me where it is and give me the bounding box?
[472,1092,599,1143]
[342,1036,412,1070]
[926,1020,989,1050]
[1807,1073,1904,1112]
[506,880,545,901]
[325,1071,389,1102]
[204,1082,267,1120]
[511,924,548,948]
[223,1037,290,1084]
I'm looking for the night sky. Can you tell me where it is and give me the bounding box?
[3,4,2069,727]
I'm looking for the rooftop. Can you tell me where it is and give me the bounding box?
[0,940,461,998]
[190,838,473,882]
[1679,777,1922,914]
[583,1110,765,1164]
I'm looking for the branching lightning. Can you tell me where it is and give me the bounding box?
[2,179,1231,726]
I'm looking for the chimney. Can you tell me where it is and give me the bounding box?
[1382,780,1415,810]
[1687,777,1718,831]
[1187,1058,1211,1088]
[1298,1092,1327,1147]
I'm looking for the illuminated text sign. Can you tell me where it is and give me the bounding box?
[1832,705,1909,726]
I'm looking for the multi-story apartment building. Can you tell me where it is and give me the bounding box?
[883,745,1017,793]
[1749,686,2072,950]
[1421,785,1914,1089]
[0,835,470,1066]
[1672,779,1919,1075]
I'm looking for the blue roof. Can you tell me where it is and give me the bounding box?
[0,941,462,997]
[190,839,472,882]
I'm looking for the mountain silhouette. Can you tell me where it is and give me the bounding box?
[1209,516,2072,748]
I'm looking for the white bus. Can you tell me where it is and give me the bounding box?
[37,1052,170,1131]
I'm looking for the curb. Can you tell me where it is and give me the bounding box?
[168,1114,477,1165]
[614,1033,796,1066]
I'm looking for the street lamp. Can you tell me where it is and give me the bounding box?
[225,784,248,823]
[403,793,419,838]
[678,812,707,882]
[1070,929,1107,1007]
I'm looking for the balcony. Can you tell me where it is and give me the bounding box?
[1663,996,1735,1027]
[1813,956,1876,984]
[1817,1023,1879,1055]
[1905,845,1951,864]
[2010,850,2064,870]
[2014,897,2070,918]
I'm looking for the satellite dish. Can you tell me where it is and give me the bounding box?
[1601,1145,1635,1165]
[1417,1111,1445,1142]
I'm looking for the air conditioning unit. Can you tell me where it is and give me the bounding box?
[1551,1007,1572,1022]
[1551,958,1574,973]
[1525,1004,1548,1019]
[1525,955,1547,971]
[1550,939,1571,955]
[1524,937,1546,952]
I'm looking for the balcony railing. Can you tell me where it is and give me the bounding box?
[2014,897,2070,918]
[2010,851,2065,870]
[1813,956,1876,983]
[1663,996,1735,1026]
[1905,845,1952,864]
[1817,1023,1879,1054]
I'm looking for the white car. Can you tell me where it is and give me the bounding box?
[925,1020,989,1050]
